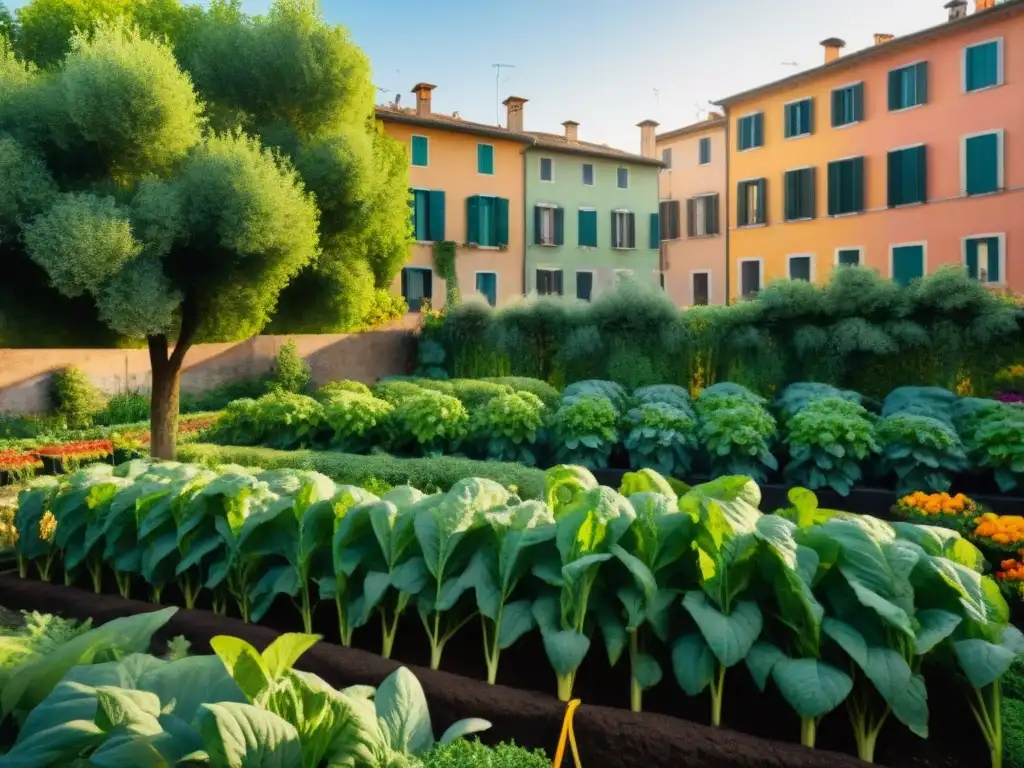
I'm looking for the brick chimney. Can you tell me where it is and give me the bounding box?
[820,37,846,63]
[975,0,995,10]
[412,83,435,116]
[503,96,527,132]
[707,111,724,121]
[874,33,895,44]
[637,120,659,159]
[562,120,579,142]
[945,0,968,20]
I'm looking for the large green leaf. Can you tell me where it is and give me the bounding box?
[682,592,762,668]
[771,658,852,718]
[544,465,599,514]
[0,719,106,768]
[954,626,1024,689]
[671,633,714,696]
[374,667,434,755]
[195,702,302,768]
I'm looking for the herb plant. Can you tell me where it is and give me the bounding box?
[782,398,879,495]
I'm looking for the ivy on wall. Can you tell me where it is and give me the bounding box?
[432,240,459,306]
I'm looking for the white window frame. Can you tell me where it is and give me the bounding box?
[616,166,630,189]
[831,80,864,129]
[582,163,595,187]
[535,267,563,295]
[698,136,712,165]
[690,270,712,306]
[535,203,558,246]
[474,270,499,305]
[834,246,864,267]
[539,156,555,183]
[411,134,429,167]
[691,193,718,237]
[574,269,595,301]
[961,232,1006,286]
[960,128,1005,196]
[660,147,673,170]
[783,96,813,140]
[477,143,495,175]
[737,111,764,152]
[963,37,1004,93]
[738,257,764,298]
[612,208,633,249]
[402,265,433,310]
[888,60,928,113]
[786,253,815,282]
[889,241,929,282]
[736,177,765,228]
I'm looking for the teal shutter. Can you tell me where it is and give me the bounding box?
[784,172,794,220]
[831,89,842,127]
[852,157,864,212]
[784,104,793,137]
[852,83,864,121]
[803,99,813,135]
[915,62,928,105]
[737,182,748,225]
[411,136,429,166]
[987,237,1001,282]
[627,213,636,248]
[892,245,924,285]
[533,206,543,245]
[888,70,902,110]
[887,151,900,207]
[554,207,564,246]
[467,195,480,244]
[649,212,660,249]
[754,113,764,146]
[914,146,927,203]
[966,41,999,91]
[804,168,816,219]
[611,212,617,246]
[495,197,509,246]
[427,190,445,241]
[477,144,494,174]
[827,162,840,215]
[966,133,999,195]
[475,272,497,306]
[965,238,979,279]
[412,189,427,240]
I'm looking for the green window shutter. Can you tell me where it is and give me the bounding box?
[611,211,618,246]
[965,238,979,279]
[649,212,660,249]
[738,117,748,150]
[627,212,636,248]
[888,70,902,110]
[475,272,497,306]
[756,179,767,223]
[477,144,494,174]
[533,206,543,245]
[803,99,813,134]
[411,136,429,166]
[737,182,749,225]
[966,41,999,91]
[754,113,764,146]
[915,62,928,105]
[411,189,426,240]
[852,83,864,121]
[887,151,901,207]
[827,162,840,216]
[987,237,1001,282]
[427,190,445,241]
[852,157,864,212]
[495,197,509,246]
[914,146,927,203]
[784,104,793,137]
[966,133,999,195]
[466,195,480,244]
[892,245,924,285]
[784,172,794,220]
[831,89,842,127]
[554,207,564,246]
[578,209,597,247]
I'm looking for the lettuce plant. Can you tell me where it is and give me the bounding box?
[208,392,325,450]
[632,384,691,410]
[315,379,372,401]
[782,398,879,496]
[392,391,469,455]
[960,404,1024,492]
[469,391,546,466]
[695,394,778,483]
[550,394,619,470]
[561,379,628,411]
[875,413,967,494]
[623,401,698,478]
[322,391,394,453]
[775,382,863,423]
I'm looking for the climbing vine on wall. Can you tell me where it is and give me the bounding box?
[433,240,459,306]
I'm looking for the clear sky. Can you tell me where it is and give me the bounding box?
[7,0,963,152]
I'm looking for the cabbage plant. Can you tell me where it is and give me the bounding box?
[695,392,778,483]
[875,413,967,494]
[550,394,619,470]
[782,398,879,496]
[468,391,546,466]
[623,401,698,478]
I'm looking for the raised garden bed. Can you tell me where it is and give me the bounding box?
[0,574,987,768]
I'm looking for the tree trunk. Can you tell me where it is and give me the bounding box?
[148,298,200,461]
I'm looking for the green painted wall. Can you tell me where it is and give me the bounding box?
[524,148,660,299]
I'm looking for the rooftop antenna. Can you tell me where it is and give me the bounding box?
[693,101,707,120]
[781,61,800,68]
[652,88,660,112]
[493,63,516,125]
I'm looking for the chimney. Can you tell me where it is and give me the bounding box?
[562,120,579,142]
[874,33,895,44]
[975,0,995,11]
[945,0,968,20]
[412,83,436,116]
[637,119,659,159]
[707,111,724,121]
[820,37,846,63]
[502,96,527,132]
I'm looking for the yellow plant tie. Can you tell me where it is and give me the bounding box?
[552,698,582,768]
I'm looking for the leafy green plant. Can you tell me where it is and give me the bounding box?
[322,391,394,453]
[96,391,150,425]
[268,340,312,394]
[632,384,691,410]
[695,393,778,483]
[550,394,619,469]
[775,382,864,423]
[49,366,105,429]
[419,739,550,768]
[373,379,429,405]
[209,392,325,451]
[782,398,879,496]
[480,377,560,408]
[875,413,968,494]
[392,391,469,455]
[961,404,1024,492]
[469,391,546,466]
[561,379,628,411]
[623,401,698,478]
[315,379,372,401]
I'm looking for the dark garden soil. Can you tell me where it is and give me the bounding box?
[0,573,985,768]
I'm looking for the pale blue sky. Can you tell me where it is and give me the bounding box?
[7,0,962,151]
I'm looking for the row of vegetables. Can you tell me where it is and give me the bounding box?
[4,459,1022,765]
[0,608,544,767]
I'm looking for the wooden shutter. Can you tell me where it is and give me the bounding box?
[649,212,660,249]
[627,213,636,248]
[554,270,564,296]
[427,190,445,241]
[827,162,840,216]
[987,236,1001,282]
[784,171,795,220]
[830,89,842,127]
[737,182,748,226]
[467,196,481,244]
[423,269,433,300]
[707,195,720,235]
[496,197,509,246]
[670,200,681,238]
[533,206,543,245]
[554,207,565,246]
[888,70,902,110]
[756,179,767,224]
[576,271,593,301]
[784,104,792,137]
[852,157,864,212]
[754,113,764,146]
[887,150,901,207]
[805,168,816,219]
[853,83,864,121]
[611,211,619,247]
[915,62,928,104]
[965,238,979,279]
[915,145,927,203]
[686,198,696,236]
[806,99,814,134]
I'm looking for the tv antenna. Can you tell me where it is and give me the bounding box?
[693,101,707,120]
[493,63,516,125]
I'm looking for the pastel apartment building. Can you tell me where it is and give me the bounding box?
[655,114,728,305]
[377,84,530,310]
[716,0,1024,300]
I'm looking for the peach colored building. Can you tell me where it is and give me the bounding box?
[716,0,1024,300]
[655,115,728,305]
[378,84,531,310]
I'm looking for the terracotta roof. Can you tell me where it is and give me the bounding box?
[525,131,662,167]
[374,106,533,143]
[655,115,727,142]
[713,0,1024,108]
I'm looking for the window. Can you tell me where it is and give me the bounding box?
[477,144,494,175]
[576,271,593,301]
[410,189,446,242]
[784,168,816,221]
[738,113,764,151]
[692,272,710,306]
[611,210,636,248]
[788,255,812,281]
[534,205,564,246]
[784,98,813,138]
[582,163,594,186]
[963,131,1002,196]
[475,272,497,306]
[578,208,598,247]
[659,200,682,240]
[699,137,711,165]
[891,244,925,285]
[740,259,762,298]
[827,157,865,215]
[411,135,429,167]
[539,157,554,182]
[617,167,629,189]
[661,148,673,169]
[536,268,563,296]
[836,248,862,266]
[888,146,927,206]
[737,179,766,226]
[401,267,432,312]
[965,39,1002,92]
[831,83,864,127]
[466,195,509,247]
[964,235,1002,284]
[888,62,928,110]
[687,194,720,237]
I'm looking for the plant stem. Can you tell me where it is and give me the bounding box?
[629,631,642,713]
[37,554,54,582]
[182,576,199,609]
[482,617,499,685]
[152,584,164,604]
[557,671,576,702]
[336,594,353,647]
[18,556,27,579]
[380,610,399,659]
[299,585,313,634]
[115,571,132,599]
[89,561,103,594]
[64,568,74,586]
[801,717,816,748]
[710,663,726,727]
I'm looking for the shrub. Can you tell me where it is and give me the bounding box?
[372,379,429,405]
[419,739,550,768]
[633,384,691,409]
[562,379,628,410]
[49,367,105,429]
[95,391,150,425]
[469,391,546,465]
[893,491,983,534]
[315,379,372,401]
[782,398,879,495]
[695,391,778,482]
[391,391,469,454]
[322,391,393,452]
[207,392,324,450]
[267,339,311,393]
[480,376,560,407]
[550,393,619,469]
[875,413,967,494]
[623,400,697,477]
[446,379,514,410]
[960,403,1024,492]
[775,382,863,423]
[179,376,270,413]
